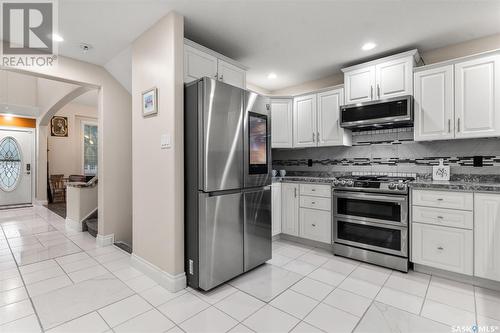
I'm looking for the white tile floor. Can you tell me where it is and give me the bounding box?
[1,206,500,332]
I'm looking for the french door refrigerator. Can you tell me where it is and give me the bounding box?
[185,77,272,291]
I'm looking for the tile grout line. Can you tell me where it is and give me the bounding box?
[418,272,432,315]
[0,210,45,332]
[285,255,362,333]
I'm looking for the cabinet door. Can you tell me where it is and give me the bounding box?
[299,208,331,244]
[184,45,218,83]
[281,183,299,236]
[375,56,413,100]
[271,99,293,148]
[414,65,454,141]
[474,193,500,281]
[455,54,500,139]
[217,59,246,89]
[317,89,351,147]
[412,222,473,275]
[344,66,375,104]
[271,183,282,237]
[293,94,317,148]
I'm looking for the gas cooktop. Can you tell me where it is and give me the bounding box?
[332,175,415,194]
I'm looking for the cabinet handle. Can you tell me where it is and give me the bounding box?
[311,189,316,191]
[448,119,451,133]
[312,132,315,142]
[294,188,297,198]
[437,246,444,250]
[436,216,443,219]
[370,86,373,100]
[311,201,316,204]
[377,84,380,98]
[214,73,218,79]
[457,118,460,132]
[317,131,320,142]
[312,224,316,227]
[436,198,444,201]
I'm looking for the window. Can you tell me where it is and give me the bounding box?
[0,137,22,191]
[82,123,97,176]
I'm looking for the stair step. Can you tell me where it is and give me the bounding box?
[85,219,98,238]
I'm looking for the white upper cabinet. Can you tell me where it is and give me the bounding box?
[344,66,375,104]
[317,88,351,146]
[454,54,500,139]
[183,40,247,89]
[184,44,218,83]
[271,99,293,148]
[293,94,317,148]
[217,59,246,89]
[414,65,455,141]
[474,193,500,282]
[343,50,418,104]
[291,88,350,149]
[375,56,413,100]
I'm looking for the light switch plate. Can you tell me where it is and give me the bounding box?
[161,134,171,149]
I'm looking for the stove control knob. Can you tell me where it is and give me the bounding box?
[340,180,347,186]
[346,180,354,187]
[388,183,397,190]
[333,180,339,186]
[397,183,407,190]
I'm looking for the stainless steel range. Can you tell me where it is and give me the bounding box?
[332,175,414,272]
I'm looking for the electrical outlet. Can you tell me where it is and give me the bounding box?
[189,259,194,275]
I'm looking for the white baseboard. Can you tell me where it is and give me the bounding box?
[65,217,83,232]
[35,199,48,206]
[96,233,114,247]
[131,253,186,293]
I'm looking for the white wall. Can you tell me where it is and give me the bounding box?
[48,102,97,177]
[131,11,185,290]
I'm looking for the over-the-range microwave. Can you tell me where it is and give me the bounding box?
[340,95,413,130]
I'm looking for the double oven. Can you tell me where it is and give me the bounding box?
[332,187,409,272]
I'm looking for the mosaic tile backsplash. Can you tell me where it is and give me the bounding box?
[272,131,500,177]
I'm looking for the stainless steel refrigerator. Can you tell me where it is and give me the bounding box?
[185,77,272,291]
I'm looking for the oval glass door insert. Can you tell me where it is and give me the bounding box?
[0,137,22,191]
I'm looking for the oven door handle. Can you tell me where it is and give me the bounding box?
[333,191,407,203]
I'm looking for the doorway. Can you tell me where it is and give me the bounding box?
[0,128,34,207]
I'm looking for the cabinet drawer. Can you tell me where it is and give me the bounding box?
[300,196,331,211]
[299,208,331,244]
[299,184,331,198]
[412,190,473,210]
[412,206,473,230]
[412,223,473,275]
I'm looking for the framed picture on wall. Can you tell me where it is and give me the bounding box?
[142,87,158,117]
[50,116,68,137]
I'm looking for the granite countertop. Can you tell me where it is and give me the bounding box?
[409,179,500,193]
[272,176,336,184]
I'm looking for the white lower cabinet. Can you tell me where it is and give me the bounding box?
[299,208,331,244]
[281,183,299,236]
[412,222,473,275]
[474,193,500,281]
[278,182,332,245]
[271,183,282,237]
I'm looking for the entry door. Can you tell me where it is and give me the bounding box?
[0,129,33,206]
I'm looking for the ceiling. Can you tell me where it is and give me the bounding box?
[57,0,500,91]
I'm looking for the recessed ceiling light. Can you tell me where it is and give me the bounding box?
[52,33,64,42]
[362,42,376,51]
[267,72,277,79]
